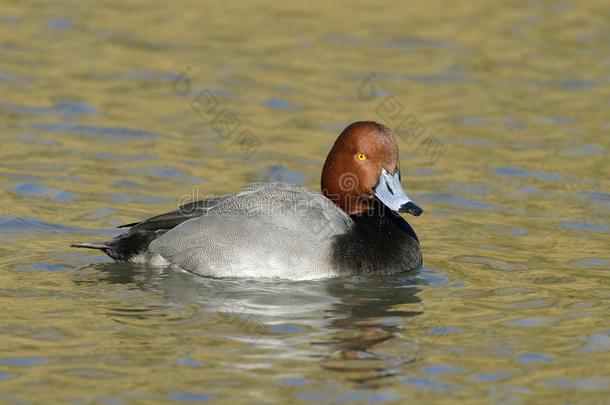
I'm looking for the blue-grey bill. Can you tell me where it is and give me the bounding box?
[373,168,423,216]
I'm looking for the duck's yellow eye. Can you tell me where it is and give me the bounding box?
[357,153,367,161]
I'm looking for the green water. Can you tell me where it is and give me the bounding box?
[0,1,609,403]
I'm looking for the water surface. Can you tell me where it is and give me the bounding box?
[1,0,609,403]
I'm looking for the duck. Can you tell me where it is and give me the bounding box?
[72,121,424,279]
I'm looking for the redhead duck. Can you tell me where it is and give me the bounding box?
[72,121,423,279]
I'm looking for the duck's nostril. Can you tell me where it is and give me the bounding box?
[386,182,394,195]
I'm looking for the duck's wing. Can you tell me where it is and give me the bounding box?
[116,195,230,231]
[72,183,351,262]
[120,182,351,235]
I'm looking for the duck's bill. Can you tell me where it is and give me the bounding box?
[373,168,423,216]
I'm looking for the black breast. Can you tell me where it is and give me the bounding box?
[330,208,422,276]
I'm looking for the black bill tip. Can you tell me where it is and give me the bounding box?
[399,201,423,216]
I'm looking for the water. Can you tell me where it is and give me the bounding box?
[1,0,609,403]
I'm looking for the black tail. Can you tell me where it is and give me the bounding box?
[71,229,164,262]
[71,242,110,250]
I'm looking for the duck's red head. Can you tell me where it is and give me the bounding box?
[321,121,423,216]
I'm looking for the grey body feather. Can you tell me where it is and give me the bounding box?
[148,183,352,279]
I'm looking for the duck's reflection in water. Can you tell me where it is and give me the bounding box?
[316,276,425,386]
[74,262,432,387]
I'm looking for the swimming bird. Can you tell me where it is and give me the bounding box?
[72,121,423,279]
